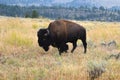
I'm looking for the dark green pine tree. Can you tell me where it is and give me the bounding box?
[31,10,39,18]
[25,13,31,18]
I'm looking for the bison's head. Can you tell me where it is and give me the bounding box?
[37,29,51,51]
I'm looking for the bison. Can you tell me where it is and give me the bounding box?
[37,20,87,55]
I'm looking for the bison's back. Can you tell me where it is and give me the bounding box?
[48,20,67,41]
[48,20,86,42]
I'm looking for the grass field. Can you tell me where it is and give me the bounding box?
[0,16,120,80]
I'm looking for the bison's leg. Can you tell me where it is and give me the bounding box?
[63,44,68,53]
[82,39,87,53]
[58,47,64,55]
[71,41,77,53]
[58,43,68,55]
[58,49,62,55]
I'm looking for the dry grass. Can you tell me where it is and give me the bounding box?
[0,16,120,80]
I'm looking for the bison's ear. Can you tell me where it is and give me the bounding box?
[44,29,49,36]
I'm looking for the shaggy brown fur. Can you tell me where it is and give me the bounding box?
[37,20,87,55]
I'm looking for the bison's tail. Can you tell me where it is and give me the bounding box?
[81,29,87,53]
[84,29,87,41]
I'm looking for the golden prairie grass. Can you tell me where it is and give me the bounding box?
[0,16,120,80]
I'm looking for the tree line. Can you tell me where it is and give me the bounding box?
[0,4,120,21]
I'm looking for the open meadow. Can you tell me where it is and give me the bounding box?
[0,16,120,80]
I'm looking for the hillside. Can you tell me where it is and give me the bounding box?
[0,0,120,8]
[0,4,120,21]
[0,17,120,80]
[1,0,120,21]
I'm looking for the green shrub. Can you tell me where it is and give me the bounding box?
[87,60,106,80]
[5,32,33,47]
[6,58,21,67]
[32,24,39,29]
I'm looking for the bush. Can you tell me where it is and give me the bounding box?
[5,32,33,47]
[31,10,39,18]
[87,60,106,80]
[32,24,39,29]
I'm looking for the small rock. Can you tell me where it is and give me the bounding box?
[106,52,120,60]
[108,40,117,47]
[101,41,107,47]
[87,40,96,48]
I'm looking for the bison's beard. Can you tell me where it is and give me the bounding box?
[43,46,49,51]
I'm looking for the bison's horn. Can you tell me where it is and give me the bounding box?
[47,29,49,34]
[44,29,49,36]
